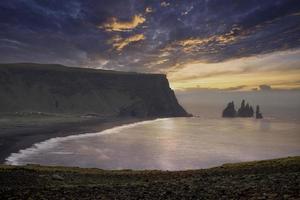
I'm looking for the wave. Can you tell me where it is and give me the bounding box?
[5,118,171,165]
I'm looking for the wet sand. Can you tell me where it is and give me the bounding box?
[0,114,148,163]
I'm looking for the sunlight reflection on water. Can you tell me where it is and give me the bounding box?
[6,117,300,170]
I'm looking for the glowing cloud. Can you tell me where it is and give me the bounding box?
[178,37,213,47]
[175,32,237,53]
[100,15,146,32]
[159,29,239,57]
[110,34,145,51]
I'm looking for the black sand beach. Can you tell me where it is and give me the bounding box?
[0,113,147,163]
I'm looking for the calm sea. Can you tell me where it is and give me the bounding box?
[6,91,300,170]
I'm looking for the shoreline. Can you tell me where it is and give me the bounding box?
[0,115,154,164]
[3,116,299,168]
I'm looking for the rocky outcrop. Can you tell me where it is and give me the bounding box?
[256,105,263,119]
[0,63,189,118]
[237,100,254,118]
[222,100,262,119]
[222,101,236,118]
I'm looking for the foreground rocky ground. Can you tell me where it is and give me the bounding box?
[0,157,299,199]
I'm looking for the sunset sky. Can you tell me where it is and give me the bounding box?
[0,0,299,91]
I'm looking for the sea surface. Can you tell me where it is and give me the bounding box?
[5,91,300,170]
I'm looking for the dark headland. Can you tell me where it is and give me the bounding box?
[0,63,190,163]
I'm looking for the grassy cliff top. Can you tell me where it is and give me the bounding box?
[0,63,165,77]
[0,156,299,199]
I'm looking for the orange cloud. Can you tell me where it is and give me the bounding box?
[178,37,213,47]
[178,33,237,53]
[161,29,239,54]
[110,34,145,51]
[100,15,146,32]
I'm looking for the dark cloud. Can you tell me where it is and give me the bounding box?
[259,85,272,91]
[0,0,299,72]
[175,85,247,93]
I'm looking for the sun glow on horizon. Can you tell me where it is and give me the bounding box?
[167,49,300,91]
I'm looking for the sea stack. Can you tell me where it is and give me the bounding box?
[237,99,254,117]
[222,100,262,119]
[222,101,236,118]
[256,105,263,119]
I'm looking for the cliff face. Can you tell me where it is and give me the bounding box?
[0,63,188,117]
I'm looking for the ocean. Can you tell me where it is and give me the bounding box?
[5,91,300,170]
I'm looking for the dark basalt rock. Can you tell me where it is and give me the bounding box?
[119,100,148,117]
[237,100,254,117]
[222,101,236,118]
[256,105,263,119]
[222,100,262,119]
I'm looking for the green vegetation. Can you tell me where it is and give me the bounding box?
[0,157,299,199]
[0,112,86,128]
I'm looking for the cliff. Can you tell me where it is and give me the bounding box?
[0,63,189,117]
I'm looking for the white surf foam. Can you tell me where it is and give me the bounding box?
[5,118,171,165]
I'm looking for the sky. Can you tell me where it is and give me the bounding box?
[0,0,300,91]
